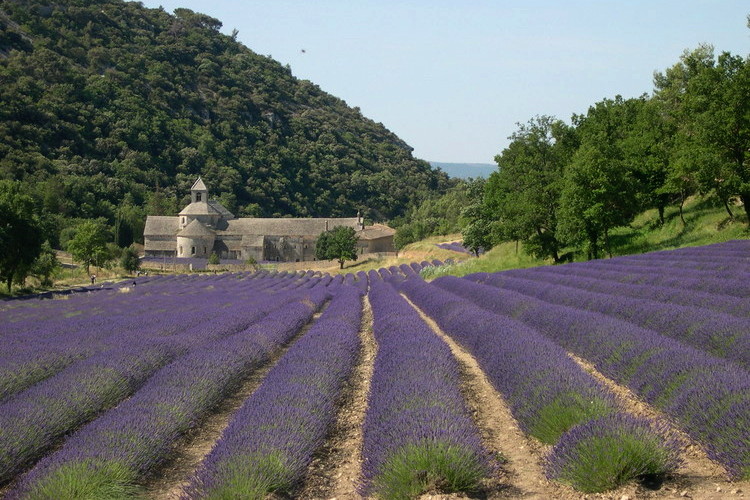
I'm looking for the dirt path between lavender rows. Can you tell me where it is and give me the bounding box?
[568,352,748,500]
[143,304,331,500]
[298,294,377,499]
[404,294,580,500]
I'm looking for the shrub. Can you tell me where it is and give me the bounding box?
[545,415,682,492]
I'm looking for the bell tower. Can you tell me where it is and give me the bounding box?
[191,177,208,204]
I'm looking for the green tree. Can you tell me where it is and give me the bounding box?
[487,116,577,262]
[30,241,61,287]
[67,219,110,274]
[315,226,359,269]
[208,252,220,265]
[0,181,44,292]
[120,245,141,274]
[654,45,750,225]
[460,180,495,257]
[558,97,643,259]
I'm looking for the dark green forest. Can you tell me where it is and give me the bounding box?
[0,0,451,249]
[401,31,750,260]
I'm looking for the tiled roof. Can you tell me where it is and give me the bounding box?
[358,223,396,240]
[144,216,180,236]
[179,201,222,216]
[143,239,177,251]
[208,200,235,220]
[177,219,215,238]
[223,218,361,236]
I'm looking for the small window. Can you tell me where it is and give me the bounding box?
[196,193,202,202]
[179,246,183,256]
[181,217,185,225]
[204,246,207,254]
[191,246,196,255]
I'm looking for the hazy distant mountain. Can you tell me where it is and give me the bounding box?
[430,162,497,179]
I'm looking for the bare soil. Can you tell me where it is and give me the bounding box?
[142,305,330,499]
[297,295,377,499]
[567,352,748,500]
[403,294,578,499]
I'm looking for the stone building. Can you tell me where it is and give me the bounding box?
[143,178,395,261]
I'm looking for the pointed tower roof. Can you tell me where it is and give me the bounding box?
[191,177,208,191]
[177,219,215,238]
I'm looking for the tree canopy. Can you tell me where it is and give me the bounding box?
[0,180,44,292]
[315,226,359,269]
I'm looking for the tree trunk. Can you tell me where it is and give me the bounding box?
[723,197,735,220]
[679,189,686,226]
[657,205,665,225]
[515,240,519,255]
[742,193,750,227]
[6,275,12,294]
[603,228,612,259]
[339,260,344,269]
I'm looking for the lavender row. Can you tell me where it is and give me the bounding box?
[470,272,750,370]
[10,288,329,499]
[185,286,363,498]
[398,278,617,444]
[0,289,305,486]
[362,278,489,497]
[504,267,750,318]
[531,260,750,298]
[0,277,283,400]
[435,276,750,478]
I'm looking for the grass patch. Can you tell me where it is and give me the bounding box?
[529,394,614,445]
[371,440,488,500]
[545,415,681,493]
[199,452,295,500]
[423,195,749,280]
[25,460,140,500]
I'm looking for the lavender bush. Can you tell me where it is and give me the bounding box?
[9,288,329,498]
[474,272,750,369]
[437,276,750,478]
[398,278,616,444]
[362,279,490,498]
[545,415,682,492]
[184,286,363,499]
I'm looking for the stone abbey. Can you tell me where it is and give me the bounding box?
[143,178,395,262]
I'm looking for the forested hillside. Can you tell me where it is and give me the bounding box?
[0,0,450,247]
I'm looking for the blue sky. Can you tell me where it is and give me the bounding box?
[137,1,748,164]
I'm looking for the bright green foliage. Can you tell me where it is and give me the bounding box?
[25,460,140,500]
[0,180,44,292]
[372,441,488,500]
[315,226,359,269]
[201,453,294,500]
[460,179,495,256]
[547,420,681,493]
[529,394,614,444]
[393,179,473,250]
[654,45,750,225]
[208,252,220,265]
[66,220,110,274]
[119,245,140,274]
[558,97,644,259]
[31,241,61,287]
[487,116,578,262]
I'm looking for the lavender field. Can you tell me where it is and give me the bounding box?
[1,242,749,499]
